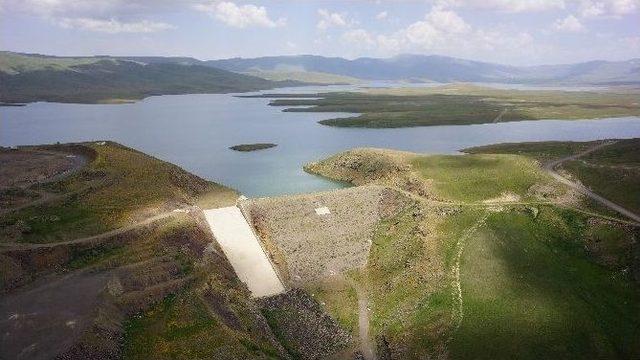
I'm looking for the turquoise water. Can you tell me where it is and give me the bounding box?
[2,85,640,196]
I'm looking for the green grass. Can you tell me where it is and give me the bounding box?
[464,141,593,163]
[64,215,196,271]
[467,138,640,215]
[451,207,640,359]
[0,52,284,103]
[0,142,237,243]
[305,277,359,333]
[363,204,456,357]
[0,51,102,74]
[259,85,640,128]
[412,154,555,202]
[124,292,280,360]
[584,221,638,269]
[564,160,640,214]
[307,145,640,358]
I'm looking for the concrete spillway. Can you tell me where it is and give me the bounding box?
[203,206,285,297]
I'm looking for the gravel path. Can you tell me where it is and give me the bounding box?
[351,281,376,360]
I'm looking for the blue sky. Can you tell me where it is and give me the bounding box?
[1,0,639,65]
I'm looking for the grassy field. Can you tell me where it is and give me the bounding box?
[306,145,640,359]
[452,206,640,359]
[466,138,640,215]
[304,276,359,334]
[412,154,557,202]
[0,51,102,74]
[123,290,282,360]
[0,142,237,243]
[259,84,640,128]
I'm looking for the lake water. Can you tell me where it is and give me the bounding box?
[2,84,640,197]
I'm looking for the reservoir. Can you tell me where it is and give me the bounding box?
[3,85,640,196]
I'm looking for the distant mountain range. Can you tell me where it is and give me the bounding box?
[2,51,639,103]
[0,52,298,104]
[208,54,640,85]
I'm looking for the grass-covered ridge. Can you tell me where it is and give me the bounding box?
[1,141,292,359]
[466,138,640,215]
[305,145,640,359]
[244,69,362,84]
[0,51,299,104]
[258,84,640,128]
[0,141,237,243]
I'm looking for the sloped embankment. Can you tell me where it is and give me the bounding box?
[0,142,291,359]
[303,145,640,360]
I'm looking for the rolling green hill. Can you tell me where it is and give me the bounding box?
[0,52,299,104]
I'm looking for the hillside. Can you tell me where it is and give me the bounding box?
[0,52,298,104]
[244,69,362,84]
[466,138,640,217]
[0,142,290,359]
[3,51,638,104]
[208,54,640,85]
[304,146,640,359]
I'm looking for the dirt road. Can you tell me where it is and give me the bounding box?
[0,207,194,251]
[354,283,376,360]
[492,108,508,123]
[543,141,640,224]
[0,149,90,215]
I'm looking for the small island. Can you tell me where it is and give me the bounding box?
[229,143,277,152]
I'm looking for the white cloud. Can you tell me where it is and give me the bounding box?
[608,0,638,15]
[56,17,175,33]
[341,28,375,47]
[437,0,566,12]
[399,7,472,48]
[317,9,349,30]
[578,0,638,18]
[7,0,180,34]
[193,1,285,28]
[334,7,542,63]
[579,1,606,16]
[425,7,471,33]
[376,11,388,20]
[553,14,586,31]
[11,0,150,17]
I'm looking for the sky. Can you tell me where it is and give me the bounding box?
[1,0,639,65]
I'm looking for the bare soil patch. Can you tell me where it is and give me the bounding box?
[0,148,88,210]
[0,271,114,360]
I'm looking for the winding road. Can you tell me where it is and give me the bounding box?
[0,207,195,251]
[543,141,640,224]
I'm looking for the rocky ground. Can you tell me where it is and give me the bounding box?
[259,288,354,359]
[242,186,409,286]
